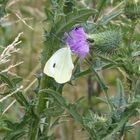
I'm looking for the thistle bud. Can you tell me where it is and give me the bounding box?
[124,2,140,20]
[87,31,122,54]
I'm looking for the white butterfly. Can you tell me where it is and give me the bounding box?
[43,47,74,84]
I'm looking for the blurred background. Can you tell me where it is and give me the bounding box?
[1,0,140,140]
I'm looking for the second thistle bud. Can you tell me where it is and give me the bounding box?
[124,1,140,20]
[87,31,122,54]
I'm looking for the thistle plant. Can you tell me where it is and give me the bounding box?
[87,31,122,54]
[124,1,140,19]
[1,0,140,140]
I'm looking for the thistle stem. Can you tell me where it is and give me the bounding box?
[29,76,51,140]
[85,59,114,111]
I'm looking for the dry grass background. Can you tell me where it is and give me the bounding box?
[1,0,140,140]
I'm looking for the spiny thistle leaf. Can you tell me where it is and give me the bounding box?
[63,0,74,14]
[55,8,97,36]
[116,79,126,107]
[104,101,140,139]
[112,79,126,108]
[124,2,140,19]
[87,31,122,55]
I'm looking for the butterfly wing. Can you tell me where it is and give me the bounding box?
[43,47,74,84]
[54,47,74,83]
[43,49,59,78]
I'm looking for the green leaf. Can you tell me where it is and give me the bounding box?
[39,89,83,123]
[116,79,126,106]
[14,91,29,107]
[95,0,108,21]
[136,124,140,140]
[90,11,123,32]
[0,102,4,114]
[0,73,29,107]
[97,11,123,26]
[0,73,14,88]
[63,0,74,14]
[67,103,83,123]
[104,102,140,139]
[97,0,108,12]
[0,117,12,131]
[72,62,114,80]
[40,89,67,107]
[3,130,27,140]
[112,79,126,108]
[55,8,97,36]
[11,77,23,85]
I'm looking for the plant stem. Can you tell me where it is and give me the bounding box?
[85,59,114,111]
[29,117,40,140]
[30,75,52,140]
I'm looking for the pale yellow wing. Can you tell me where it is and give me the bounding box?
[43,48,67,77]
[43,47,74,84]
[54,47,74,84]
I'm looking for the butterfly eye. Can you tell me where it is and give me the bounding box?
[53,63,56,68]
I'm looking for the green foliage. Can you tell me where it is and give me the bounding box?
[63,0,74,14]
[41,8,96,66]
[0,73,29,107]
[113,79,126,108]
[125,2,140,19]
[136,124,140,140]
[0,0,9,18]
[1,0,140,140]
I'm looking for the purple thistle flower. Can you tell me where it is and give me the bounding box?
[64,26,89,59]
